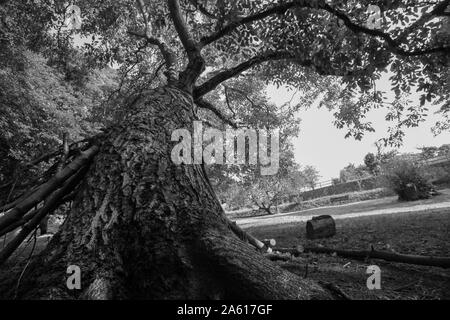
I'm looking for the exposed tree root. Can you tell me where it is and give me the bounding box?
[200,229,337,299]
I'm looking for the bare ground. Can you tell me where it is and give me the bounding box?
[237,189,450,228]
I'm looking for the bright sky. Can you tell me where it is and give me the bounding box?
[267,73,450,181]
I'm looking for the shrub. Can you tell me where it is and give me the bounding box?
[383,159,434,201]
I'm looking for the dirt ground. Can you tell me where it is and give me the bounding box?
[246,210,450,300]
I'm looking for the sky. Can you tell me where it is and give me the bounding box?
[267,74,450,181]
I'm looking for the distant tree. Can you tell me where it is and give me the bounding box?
[364,152,379,175]
[418,146,439,159]
[0,51,116,206]
[247,176,288,215]
[287,169,308,192]
[224,183,248,211]
[383,159,435,201]
[340,163,355,183]
[302,165,320,190]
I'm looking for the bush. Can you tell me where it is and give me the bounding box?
[383,160,434,201]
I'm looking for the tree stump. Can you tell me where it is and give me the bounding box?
[306,215,336,239]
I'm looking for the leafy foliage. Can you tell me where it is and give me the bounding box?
[0,51,116,202]
[1,0,444,144]
[339,163,371,183]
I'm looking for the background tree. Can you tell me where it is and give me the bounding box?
[302,165,321,190]
[364,152,379,175]
[247,176,289,215]
[339,163,372,190]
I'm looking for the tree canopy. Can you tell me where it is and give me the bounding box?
[2,0,448,139]
[0,0,449,300]
[1,0,448,211]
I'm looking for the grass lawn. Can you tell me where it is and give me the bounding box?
[247,209,450,299]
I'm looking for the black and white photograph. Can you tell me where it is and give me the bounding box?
[0,0,449,306]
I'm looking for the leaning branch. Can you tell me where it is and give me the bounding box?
[200,0,450,57]
[0,166,89,266]
[0,145,99,232]
[128,31,177,78]
[135,0,152,37]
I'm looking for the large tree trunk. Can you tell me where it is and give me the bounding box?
[4,86,335,300]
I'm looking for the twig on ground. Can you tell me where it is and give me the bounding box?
[393,281,417,292]
[319,281,352,300]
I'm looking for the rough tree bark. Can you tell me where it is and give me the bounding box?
[2,86,335,300]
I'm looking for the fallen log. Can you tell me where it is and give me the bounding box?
[0,145,99,232]
[306,215,336,239]
[274,246,450,269]
[0,166,89,266]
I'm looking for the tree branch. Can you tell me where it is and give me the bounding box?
[193,51,310,98]
[168,0,199,60]
[0,145,99,232]
[128,31,178,82]
[223,85,237,118]
[322,1,450,57]
[136,0,151,37]
[167,0,205,90]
